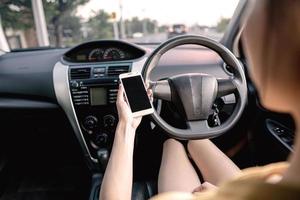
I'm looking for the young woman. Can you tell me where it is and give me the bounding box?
[100,0,300,199]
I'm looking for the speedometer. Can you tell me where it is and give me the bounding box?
[103,48,125,60]
[88,48,105,61]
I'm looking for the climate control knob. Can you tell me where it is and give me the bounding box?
[95,133,108,146]
[82,116,98,131]
[71,81,79,88]
[103,115,116,128]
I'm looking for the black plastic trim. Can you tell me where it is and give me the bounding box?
[0,97,58,109]
[266,119,294,152]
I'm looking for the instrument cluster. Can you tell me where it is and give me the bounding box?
[63,40,146,63]
[87,47,126,62]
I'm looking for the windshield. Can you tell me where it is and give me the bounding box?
[0,0,239,50]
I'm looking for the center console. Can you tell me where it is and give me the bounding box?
[68,63,132,159]
[53,40,147,168]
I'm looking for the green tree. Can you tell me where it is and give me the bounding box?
[125,17,158,37]
[0,0,34,30]
[86,10,113,40]
[0,0,88,47]
[59,15,83,46]
[143,18,157,34]
[216,17,230,33]
[158,25,168,33]
[43,0,88,46]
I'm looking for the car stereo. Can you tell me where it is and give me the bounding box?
[69,64,131,106]
[70,78,119,107]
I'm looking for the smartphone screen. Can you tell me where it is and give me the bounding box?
[121,75,152,113]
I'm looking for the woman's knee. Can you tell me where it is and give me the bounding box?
[187,139,209,155]
[163,138,184,151]
[187,140,193,154]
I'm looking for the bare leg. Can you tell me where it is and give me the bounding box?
[158,139,201,193]
[188,139,240,186]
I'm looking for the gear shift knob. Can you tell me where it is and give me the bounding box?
[97,148,109,171]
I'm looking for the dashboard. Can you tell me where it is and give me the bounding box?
[0,37,295,174]
[0,40,232,169]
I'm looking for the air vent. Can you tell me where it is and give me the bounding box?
[107,65,130,76]
[70,68,91,79]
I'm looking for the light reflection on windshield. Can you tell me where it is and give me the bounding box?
[0,0,239,50]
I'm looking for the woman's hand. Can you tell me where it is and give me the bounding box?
[192,182,217,193]
[116,84,152,130]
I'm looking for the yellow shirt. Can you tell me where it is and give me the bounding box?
[151,162,300,200]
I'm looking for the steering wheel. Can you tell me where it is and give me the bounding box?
[142,35,247,140]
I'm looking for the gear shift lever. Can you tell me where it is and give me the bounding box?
[97,148,109,171]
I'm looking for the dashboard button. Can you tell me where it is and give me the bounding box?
[71,81,79,88]
[75,102,89,105]
[94,74,105,78]
[109,93,117,97]
[82,116,98,131]
[95,133,108,146]
[103,115,116,127]
[94,67,106,73]
[73,95,89,98]
[74,98,89,102]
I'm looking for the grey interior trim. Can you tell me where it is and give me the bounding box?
[0,50,6,56]
[266,119,294,152]
[221,0,248,49]
[131,56,147,73]
[53,61,98,165]
[233,27,243,57]
[222,94,236,104]
[0,98,58,109]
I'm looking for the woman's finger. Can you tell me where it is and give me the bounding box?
[192,182,216,193]
[147,89,152,96]
[147,89,153,102]
[145,82,154,90]
[192,185,203,193]
[117,84,125,104]
[200,182,217,191]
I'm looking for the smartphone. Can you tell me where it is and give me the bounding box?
[119,72,154,117]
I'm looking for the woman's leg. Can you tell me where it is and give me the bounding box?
[158,139,201,193]
[187,139,240,186]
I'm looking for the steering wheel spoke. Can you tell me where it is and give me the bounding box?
[187,120,210,133]
[217,78,237,97]
[151,80,171,101]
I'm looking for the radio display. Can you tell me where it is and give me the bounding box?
[90,88,107,106]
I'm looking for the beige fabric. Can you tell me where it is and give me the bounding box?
[151,162,300,200]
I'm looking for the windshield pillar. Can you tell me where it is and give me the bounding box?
[31,0,50,47]
[0,16,10,52]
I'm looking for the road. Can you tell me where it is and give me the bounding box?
[126,32,167,43]
[126,30,223,44]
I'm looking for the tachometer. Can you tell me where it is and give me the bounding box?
[88,48,105,61]
[103,48,125,60]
